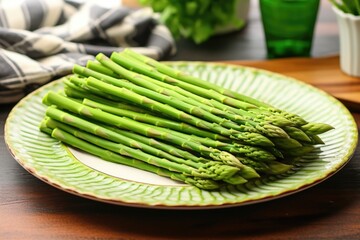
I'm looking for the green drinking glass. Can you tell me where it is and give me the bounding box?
[260,0,320,58]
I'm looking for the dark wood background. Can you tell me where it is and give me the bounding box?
[1,1,359,239]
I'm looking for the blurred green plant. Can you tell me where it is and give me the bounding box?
[329,0,360,15]
[140,0,245,44]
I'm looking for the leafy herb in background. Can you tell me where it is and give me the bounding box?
[140,0,245,44]
[329,0,360,15]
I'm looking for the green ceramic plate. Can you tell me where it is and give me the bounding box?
[5,62,358,209]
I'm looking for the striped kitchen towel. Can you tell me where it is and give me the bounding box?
[0,0,176,104]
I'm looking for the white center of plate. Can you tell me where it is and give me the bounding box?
[69,147,185,186]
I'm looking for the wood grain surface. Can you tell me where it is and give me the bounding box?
[1,1,359,239]
[230,56,360,111]
[1,56,359,240]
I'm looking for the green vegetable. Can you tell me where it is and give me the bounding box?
[44,106,206,164]
[283,126,312,142]
[106,52,257,111]
[38,49,335,189]
[301,122,335,136]
[104,125,212,163]
[96,52,291,139]
[75,69,245,134]
[122,49,307,126]
[41,126,220,190]
[42,117,241,182]
[140,0,245,43]
[116,50,334,150]
[329,0,360,15]
[42,92,242,166]
[83,98,275,163]
[154,127,277,162]
[82,98,229,141]
[114,50,299,128]
[72,70,275,147]
[237,157,293,175]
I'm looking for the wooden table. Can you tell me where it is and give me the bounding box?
[1,2,359,240]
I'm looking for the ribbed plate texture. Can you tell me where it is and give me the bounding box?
[5,62,358,209]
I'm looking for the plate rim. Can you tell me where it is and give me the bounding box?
[4,62,359,210]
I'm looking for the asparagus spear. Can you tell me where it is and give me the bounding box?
[283,126,312,142]
[71,69,229,135]
[73,72,247,134]
[121,123,269,174]
[81,57,294,134]
[83,62,324,148]
[110,63,290,131]
[137,122,277,162]
[122,49,308,126]
[65,78,157,115]
[300,122,334,136]
[65,75,127,103]
[82,98,230,141]
[47,115,216,167]
[114,53,305,132]
[43,117,240,181]
[44,106,246,174]
[109,126,258,180]
[270,137,302,149]
[44,106,205,164]
[120,49,333,135]
[124,49,267,107]
[73,66,317,150]
[87,60,237,119]
[105,126,210,163]
[64,86,149,114]
[167,131,278,162]
[80,76,274,146]
[101,52,259,111]
[309,134,325,145]
[94,113,275,170]
[43,93,243,165]
[84,62,291,139]
[282,145,315,157]
[107,125,277,178]
[114,51,296,123]
[76,64,249,137]
[86,60,119,78]
[237,157,293,175]
[143,77,291,139]
[109,51,298,128]
[37,49,334,188]
[205,98,294,127]
[86,60,219,110]
[64,79,136,109]
[40,126,220,190]
[88,58,245,120]
[46,117,255,183]
[83,98,280,149]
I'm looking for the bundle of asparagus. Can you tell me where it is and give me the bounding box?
[39,49,334,190]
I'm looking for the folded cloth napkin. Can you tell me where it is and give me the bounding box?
[0,0,176,104]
